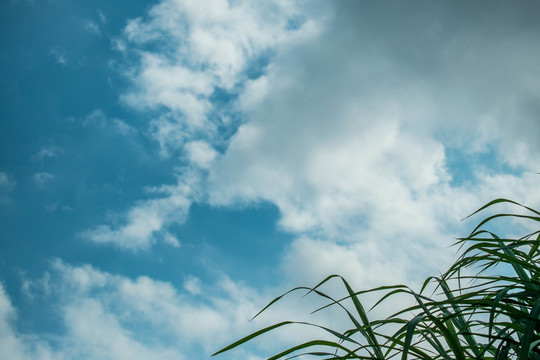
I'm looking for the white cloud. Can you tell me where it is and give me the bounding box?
[49,47,67,65]
[111,119,137,136]
[83,10,106,36]
[83,110,137,136]
[96,9,106,24]
[32,146,62,161]
[81,171,197,251]
[7,1,540,359]
[0,283,57,360]
[122,53,214,120]
[198,0,540,287]
[85,21,101,36]
[2,261,300,360]
[0,172,16,190]
[117,0,320,155]
[1,268,192,360]
[94,1,540,296]
[183,275,201,295]
[184,140,218,169]
[0,284,27,359]
[70,0,540,352]
[33,172,54,187]
[162,232,180,248]
[20,272,51,301]
[282,237,405,289]
[85,0,321,252]
[44,203,72,213]
[64,298,182,360]
[0,172,16,203]
[0,269,388,360]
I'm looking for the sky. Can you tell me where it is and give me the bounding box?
[1,0,540,359]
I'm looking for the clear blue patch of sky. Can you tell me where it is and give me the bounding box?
[174,202,292,285]
[286,15,307,31]
[245,52,273,80]
[444,146,524,187]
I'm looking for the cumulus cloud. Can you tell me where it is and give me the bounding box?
[76,0,540,329]
[95,0,540,291]
[8,1,540,359]
[64,299,183,360]
[1,274,184,360]
[0,283,57,360]
[201,0,540,288]
[184,140,218,169]
[208,0,540,242]
[116,0,320,156]
[3,261,305,360]
[84,0,321,251]
[0,284,26,359]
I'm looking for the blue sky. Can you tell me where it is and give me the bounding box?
[1,1,539,359]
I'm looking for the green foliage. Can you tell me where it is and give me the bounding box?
[213,199,540,359]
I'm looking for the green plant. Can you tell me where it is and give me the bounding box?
[213,199,540,359]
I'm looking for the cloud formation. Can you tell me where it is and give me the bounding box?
[82,171,197,251]
[0,172,16,203]
[32,172,54,187]
[84,0,319,250]
[1,261,292,360]
[83,1,540,281]
[82,110,138,137]
[201,0,540,285]
[5,2,539,359]
[116,0,319,156]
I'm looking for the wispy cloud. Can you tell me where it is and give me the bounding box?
[84,21,101,36]
[44,202,72,213]
[84,10,107,36]
[0,172,16,191]
[183,275,201,295]
[49,47,67,65]
[32,172,54,187]
[0,171,16,203]
[83,109,137,136]
[162,232,180,248]
[96,9,107,24]
[32,146,62,161]
[81,171,198,251]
